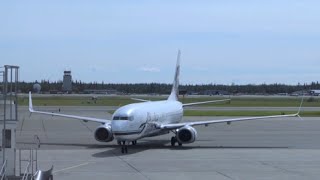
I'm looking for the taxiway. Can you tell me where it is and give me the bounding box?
[16,106,320,180]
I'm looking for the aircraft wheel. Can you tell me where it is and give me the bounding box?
[171,136,176,146]
[124,146,128,153]
[117,140,121,145]
[178,142,182,146]
[121,147,124,154]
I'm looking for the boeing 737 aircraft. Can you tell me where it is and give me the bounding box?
[29,51,301,153]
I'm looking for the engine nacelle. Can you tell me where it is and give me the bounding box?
[176,126,197,144]
[94,124,114,142]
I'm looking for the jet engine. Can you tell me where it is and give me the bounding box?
[176,126,197,144]
[94,124,114,142]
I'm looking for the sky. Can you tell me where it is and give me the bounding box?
[1,0,320,85]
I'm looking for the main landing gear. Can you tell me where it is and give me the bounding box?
[120,140,138,154]
[132,140,137,145]
[171,136,182,147]
[170,130,182,147]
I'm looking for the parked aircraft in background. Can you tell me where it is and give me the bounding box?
[29,50,301,153]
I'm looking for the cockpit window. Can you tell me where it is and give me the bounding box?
[120,117,128,120]
[113,116,133,120]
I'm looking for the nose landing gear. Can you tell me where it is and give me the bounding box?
[120,140,138,154]
[121,141,128,154]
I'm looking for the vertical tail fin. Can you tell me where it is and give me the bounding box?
[168,50,181,101]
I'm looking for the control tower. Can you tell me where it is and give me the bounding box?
[62,71,72,93]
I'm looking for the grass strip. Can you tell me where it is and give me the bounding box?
[18,96,320,107]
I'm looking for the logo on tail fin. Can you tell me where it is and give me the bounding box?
[168,50,181,101]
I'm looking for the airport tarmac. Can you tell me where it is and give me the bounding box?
[16,106,320,180]
[17,105,320,112]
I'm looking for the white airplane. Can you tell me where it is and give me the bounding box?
[29,51,301,153]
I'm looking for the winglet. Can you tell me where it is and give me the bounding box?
[298,95,304,114]
[296,95,304,120]
[168,50,181,101]
[29,91,34,112]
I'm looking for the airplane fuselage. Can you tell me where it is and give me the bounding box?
[111,100,183,141]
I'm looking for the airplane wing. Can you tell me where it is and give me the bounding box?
[29,92,111,124]
[162,96,304,129]
[160,113,301,130]
[182,99,231,107]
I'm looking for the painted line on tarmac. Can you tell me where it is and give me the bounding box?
[53,162,90,174]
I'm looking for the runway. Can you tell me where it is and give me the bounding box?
[16,106,320,180]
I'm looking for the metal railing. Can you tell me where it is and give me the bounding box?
[22,162,31,180]
[1,65,19,178]
[0,160,7,180]
[19,148,38,178]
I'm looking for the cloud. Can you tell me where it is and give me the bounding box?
[90,67,97,72]
[139,67,161,73]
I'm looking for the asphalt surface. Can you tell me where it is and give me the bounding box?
[16,106,320,180]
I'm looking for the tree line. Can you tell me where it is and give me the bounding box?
[17,80,320,95]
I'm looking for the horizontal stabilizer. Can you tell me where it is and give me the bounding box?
[131,98,150,102]
[183,99,231,107]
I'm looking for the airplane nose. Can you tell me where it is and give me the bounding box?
[111,120,142,141]
[111,120,128,132]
